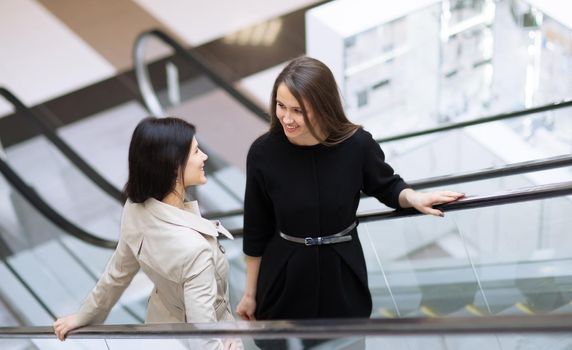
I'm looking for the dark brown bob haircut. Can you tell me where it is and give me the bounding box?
[124,117,196,203]
[269,56,360,145]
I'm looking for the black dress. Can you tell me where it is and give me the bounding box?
[243,128,409,320]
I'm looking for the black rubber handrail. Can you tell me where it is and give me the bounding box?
[0,88,125,202]
[207,154,572,219]
[0,157,116,249]
[358,181,572,223]
[3,314,572,339]
[135,29,270,122]
[409,153,572,189]
[376,99,572,144]
[227,181,572,235]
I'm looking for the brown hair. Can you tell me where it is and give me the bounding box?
[269,56,360,145]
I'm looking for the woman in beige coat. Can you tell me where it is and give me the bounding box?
[54,117,239,348]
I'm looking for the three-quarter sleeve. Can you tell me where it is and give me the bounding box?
[243,143,276,257]
[362,134,410,209]
[76,235,140,325]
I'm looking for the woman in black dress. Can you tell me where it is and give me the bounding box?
[236,56,463,323]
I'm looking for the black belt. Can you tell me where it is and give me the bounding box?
[279,222,356,246]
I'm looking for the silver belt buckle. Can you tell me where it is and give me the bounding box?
[304,237,324,246]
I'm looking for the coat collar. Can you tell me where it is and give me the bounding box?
[141,198,233,240]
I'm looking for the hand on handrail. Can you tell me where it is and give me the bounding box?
[53,314,81,341]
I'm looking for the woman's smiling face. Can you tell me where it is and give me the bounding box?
[275,83,320,146]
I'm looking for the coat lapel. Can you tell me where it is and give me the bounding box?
[144,198,233,239]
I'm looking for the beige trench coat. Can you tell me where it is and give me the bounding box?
[76,198,234,326]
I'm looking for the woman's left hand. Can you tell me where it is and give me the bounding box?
[403,189,464,217]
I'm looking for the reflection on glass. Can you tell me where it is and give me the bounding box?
[359,192,572,320]
[451,197,572,316]
[360,214,478,318]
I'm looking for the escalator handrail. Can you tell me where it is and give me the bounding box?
[3,314,572,338]
[228,181,572,235]
[409,153,572,189]
[0,87,125,203]
[376,99,572,144]
[358,181,572,223]
[207,154,572,219]
[133,29,270,121]
[0,157,117,248]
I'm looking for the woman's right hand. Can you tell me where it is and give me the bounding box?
[236,294,256,321]
[53,314,82,341]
